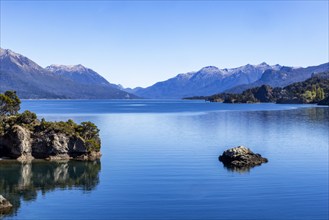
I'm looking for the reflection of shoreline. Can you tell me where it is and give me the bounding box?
[0,160,101,217]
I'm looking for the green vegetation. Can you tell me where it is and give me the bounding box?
[0,91,21,116]
[0,91,101,152]
[188,72,329,105]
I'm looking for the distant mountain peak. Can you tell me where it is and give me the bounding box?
[46,63,114,87]
[46,64,88,72]
[0,47,44,71]
[199,66,220,72]
[0,48,23,60]
[0,48,18,57]
[0,48,137,99]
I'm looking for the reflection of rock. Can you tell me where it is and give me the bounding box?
[219,146,268,171]
[221,163,256,174]
[53,163,69,182]
[0,195,12,214]
[18,163,32,190]
[0,160,101,217]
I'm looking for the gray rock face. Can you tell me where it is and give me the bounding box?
[0,195,12,213]
[69,137,88,154]
[219,146,268,169]
[0,125,33,160]
[0,125,100,161]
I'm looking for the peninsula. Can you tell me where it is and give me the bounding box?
[0,91,101,161]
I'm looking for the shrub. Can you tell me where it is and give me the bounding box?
[17,110,37,124]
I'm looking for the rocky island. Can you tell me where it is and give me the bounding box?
[219,146,268,172]
[0,91,101,161]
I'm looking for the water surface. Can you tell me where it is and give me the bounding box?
[1,100,328,220]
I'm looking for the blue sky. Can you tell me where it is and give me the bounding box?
[1,1,328,88]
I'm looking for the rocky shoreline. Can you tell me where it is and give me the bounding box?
[0,91,101,162]
[0,123,101,162]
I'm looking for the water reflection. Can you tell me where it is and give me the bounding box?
[220,162,265,174]
[0,160,101,217]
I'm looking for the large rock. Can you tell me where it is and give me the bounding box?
[32,133,71,158]
[219,146,268,168]
[32,134,90,160]
[0,125,33,161]
[69,137,88,154]
[0,195,12,213]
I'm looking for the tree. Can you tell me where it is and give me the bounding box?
[0,91,21,116]
[302,90,316,102]
[76,121,101,152]
[77,121,100,140]
[315,87,325,101]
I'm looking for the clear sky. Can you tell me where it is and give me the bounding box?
[1,1,328,88]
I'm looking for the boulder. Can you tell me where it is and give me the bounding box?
[69,137,88,154]
[0,125,33,160]
[219,146,268,168]
[0,195,12,213]
[31,133,69,158]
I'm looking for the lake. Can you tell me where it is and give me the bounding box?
[1,100,328,220]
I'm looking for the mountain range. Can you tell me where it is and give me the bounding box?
[201,71,329,105]
[0,48,136,99]
[128,62,328,98]
[1,48,328,99]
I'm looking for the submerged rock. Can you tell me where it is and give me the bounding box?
[219,146,268,169]
[0,195,12,214]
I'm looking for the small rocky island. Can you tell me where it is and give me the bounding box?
[0,195,12,214]
[0,91,101,161]
[219,146,268,171]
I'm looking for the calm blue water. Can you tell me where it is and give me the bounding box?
[1,100,328,220]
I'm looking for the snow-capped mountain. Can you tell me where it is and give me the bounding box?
[0,48,137,99]
[2,47,327,99]
[46,64,110,86]
[130,62,329,98]
[132,63,281,98]
[226,63,329,93]
[1,48,48,73]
